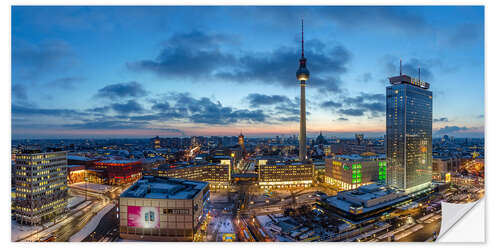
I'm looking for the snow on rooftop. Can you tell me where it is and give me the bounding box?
[334,154,386,161]
[97,159,140,164]
[68,155,94,161]
[121,176,208,200]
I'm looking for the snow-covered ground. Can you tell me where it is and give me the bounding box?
[12,200,95,242]
[69,204,115,242]
[210,191,230,202]
[11,221,43,241]
[67,196,86,209]
[257,215,273,227]
[70,183,111,193]
[210,216,234,234]
[75,201,93,211]
[117,238,140,242]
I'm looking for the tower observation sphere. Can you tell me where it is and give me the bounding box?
[296,20,310,82]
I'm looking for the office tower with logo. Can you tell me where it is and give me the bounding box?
[386,64,433,193]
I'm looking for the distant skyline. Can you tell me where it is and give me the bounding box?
[11,6,484,139]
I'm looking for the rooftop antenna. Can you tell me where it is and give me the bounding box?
[301,19,304,59]
[418,66,421,82]
[400,58,402,76]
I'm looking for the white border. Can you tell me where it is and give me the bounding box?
[2,1,496,249]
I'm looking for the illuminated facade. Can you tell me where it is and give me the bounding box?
[258,162,314,189]
[432,156,460,182]
[14,150,68,225]
[94,160,142,185]
[238,132,246,153]
[156,162,231,189]
[119,176,209,241]
[386,69,433,193]
[325,154,387,190]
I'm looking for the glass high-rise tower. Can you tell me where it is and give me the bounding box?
[386,70,433,193]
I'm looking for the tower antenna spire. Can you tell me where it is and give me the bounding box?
[301,19,304,58]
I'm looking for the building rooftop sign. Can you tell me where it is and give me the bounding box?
[389,75,430,89]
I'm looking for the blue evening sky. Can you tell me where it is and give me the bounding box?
[11,6,484,139]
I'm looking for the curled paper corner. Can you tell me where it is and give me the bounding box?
[437,198,485,242]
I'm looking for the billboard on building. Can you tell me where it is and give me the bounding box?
[127,206,160,228]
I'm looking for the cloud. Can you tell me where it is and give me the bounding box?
[244,94,303,122]
[62,120,186,136]
[316,6,429,34]
[433,117,449,122]
[12,104,87,117]
[12,84,28,100]
[95,81,148,100]
[320,100,342,109]
[151,101,170,111]
[45,77,86,90]
[435,126,470,134]
[167,93,268,124]
[128,31,351,94]
[110,100,145,114]
[384,56,435,80]
[86,106,111,113]
[64,120,148,130]
[246,93,292,107]
[12,39,75,80]
[338,108,364,116]
[337,117,348,121]
[277,116,300,122]
[445,22,484,47]
[216,42,351,93]
[359,72,373,83]
[320,92,385,117]
[127,30,236,79]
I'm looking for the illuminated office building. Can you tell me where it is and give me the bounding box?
[14,149,68,225]
[156,162,231,190]
[325,154,387,190]
[386,63,433,193]
[258,162,314,189]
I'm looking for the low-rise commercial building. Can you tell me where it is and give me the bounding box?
[67,159,142,186]
[94,160,143,185]
[325,154,386,190]
[119,176,209,241]
[322,184,408,222]
[432,156,460,181]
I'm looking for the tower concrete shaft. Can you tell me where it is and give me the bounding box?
[299,81,307,161]
[296,19,310,162]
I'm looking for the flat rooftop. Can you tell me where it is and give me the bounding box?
[121,176,208,200]
[325,184,407,214]
[157,163,221,171]
[96,159,141,164]
[389,74,430,89]
[332,154,386,161]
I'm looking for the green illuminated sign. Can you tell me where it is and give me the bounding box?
[352,163,362,183]
[378,161,387,181]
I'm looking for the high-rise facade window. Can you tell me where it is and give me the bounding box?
[386,77,432,193]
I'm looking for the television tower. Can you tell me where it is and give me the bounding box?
[296,19,310,162]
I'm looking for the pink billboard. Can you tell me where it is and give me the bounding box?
[127,206,160,228]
